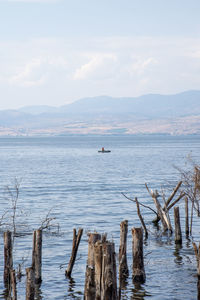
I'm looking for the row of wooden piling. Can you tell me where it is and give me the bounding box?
[2,202,200,299]
[3,229,42,300]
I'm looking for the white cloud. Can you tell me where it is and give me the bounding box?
[129,57,158,76]
[73,54,117,80]
[0,36,200,109]
[8,56,68,87]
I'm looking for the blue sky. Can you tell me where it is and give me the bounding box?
[0,0,200,109]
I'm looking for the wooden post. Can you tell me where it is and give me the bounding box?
[185,197,189,237]
[84,233,101,300]
[94,240,102,300]
[26,267,35,300]
[10,269,17,300]
[119,220,129,281]
[32,229,42,284]
[198,278,200,300]
[174,207,182,244]
[4,231,13,287]
[101,241,117,300]
[65,228,83,277]
[92,238,117,299]
[193,242,200,277]
[132,227,146,283]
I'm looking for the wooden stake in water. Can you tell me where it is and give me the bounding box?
[10,269,17,300]
[119,220,129,280]
[101,241,117,300]
[185,197,189,237]
[132,227,146,283]
[84,233,101,300]
[32,229,42,284]
[65,228,83,277]
[193,242,200,277]
[26,267,35,300]
[174,207,182,244]
[4,231,13,287]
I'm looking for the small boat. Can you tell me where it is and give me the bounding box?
[98,147,111,153]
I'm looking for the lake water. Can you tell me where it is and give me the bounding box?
[0,135,200,299]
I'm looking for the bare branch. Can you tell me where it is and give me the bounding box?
[121,192,158,216]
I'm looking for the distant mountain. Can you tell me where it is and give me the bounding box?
[0,90,200,135]
[19,105,59,115]
[17,90,200,118]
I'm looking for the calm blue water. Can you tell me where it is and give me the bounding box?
[0,135,200,299]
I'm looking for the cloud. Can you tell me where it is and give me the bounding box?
[0,36,200,109]
[73,54,117,80]
[9,56,68,87]
[129,57,158,76]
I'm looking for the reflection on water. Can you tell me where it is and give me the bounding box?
[65,277,83,300]
[35,283,43,300]
[173,244,183,266]
[131,283,151,300]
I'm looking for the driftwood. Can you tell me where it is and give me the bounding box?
[121,192,158,217]
[132,227,145,283]
[149,181,184,225]
[66,228,83,277]
[145,185,171,232]
[135,198,148,239]
[174,207,182,244]
[165,181,183,208]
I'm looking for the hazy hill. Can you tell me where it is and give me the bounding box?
[18,90,200,118]
[1,90,200,135]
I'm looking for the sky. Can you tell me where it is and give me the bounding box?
[0,0,200,110]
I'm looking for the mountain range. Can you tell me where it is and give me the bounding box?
[0,90,200,136]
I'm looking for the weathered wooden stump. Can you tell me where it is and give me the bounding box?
[174,207,182,244]
[4,231,13,287]
[91,238,117,299]
[26,267,35,300]
[65,228,83,277]
[10,269,17,300]
[101,241,117,300]
[193,242,200,277]
[132,227,146,283]
[84,233,101,300]
[119,220,129,280]
[32,229,42,284]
